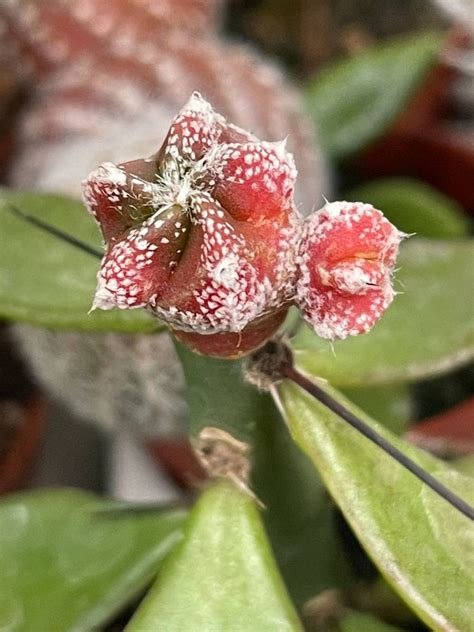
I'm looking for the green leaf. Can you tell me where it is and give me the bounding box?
[346,179,469,239]
[343,576,419,628]
[0,488,186,632]
[292,239,474,386]
[338,611,405,632]
[252,398,354,607]
[0,189,159,333]
[277,378,474,631]
[128,480,303,631]
[306,33,442,161]
[342,384,413,435]
[454,455,474,477]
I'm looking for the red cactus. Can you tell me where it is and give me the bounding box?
[296,201,403,340]
[84,93,302,357]
[85,96,402,357]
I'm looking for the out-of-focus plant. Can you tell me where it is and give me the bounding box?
[305,32,443,162]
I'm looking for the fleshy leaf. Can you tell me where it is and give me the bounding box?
[306,33,442,160]
[338,611,405,632]
[454,454,474,478]
[277,378,474,631]
[127,480,303,631]
[251,392,354,608]
[159,91,222,163]
[0,489,186,632]
[346,179,469,239]
[0,189,160,332]
[292,239,474,386]
[342,384,413,435]
[93,205,188,311]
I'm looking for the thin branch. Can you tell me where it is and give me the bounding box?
[6,203,103,259]
[281,361,474,521]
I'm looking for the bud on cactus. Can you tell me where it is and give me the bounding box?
[83,93,302,357]
[296,201,403,340]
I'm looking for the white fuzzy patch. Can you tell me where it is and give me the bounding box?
[212,255,240,290]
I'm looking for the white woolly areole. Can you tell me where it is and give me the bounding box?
[182,91,217,117]
[90,161,128,186]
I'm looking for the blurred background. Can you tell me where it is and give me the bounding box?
[0,0,473,504]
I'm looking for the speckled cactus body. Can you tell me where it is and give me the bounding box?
[83,97,401,359]
[2,0,329,437]
[296,201,403,340]
[84,93,304,357]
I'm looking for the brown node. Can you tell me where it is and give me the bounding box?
[192,426,261,504]
[244,338,293,390]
